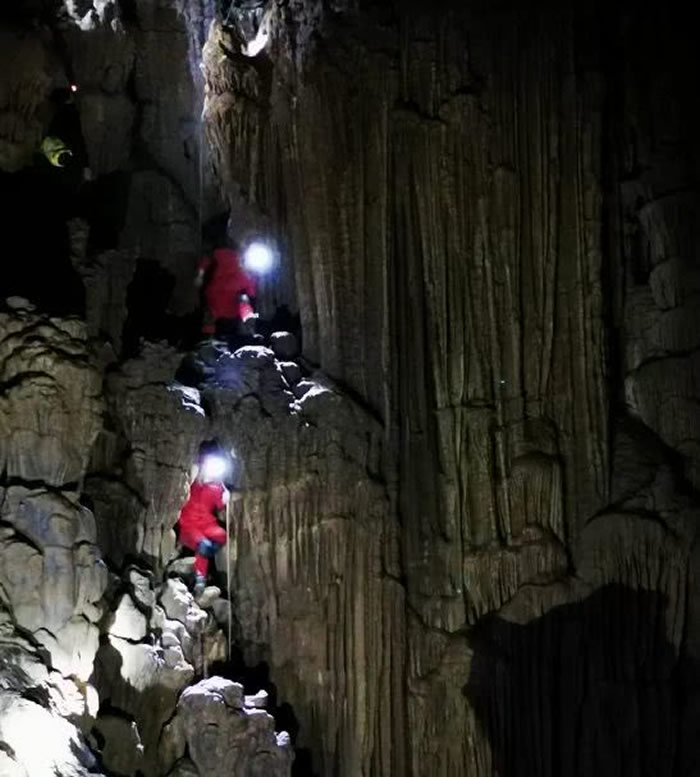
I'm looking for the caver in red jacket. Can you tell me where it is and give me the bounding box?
[177,481,228,579]
[199,247,257,333]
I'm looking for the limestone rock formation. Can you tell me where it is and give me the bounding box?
[198,2,700,775]
[1,1,699,776]
[94,571,230,775]
[84,333,401,774]
[0,308,102,486]
[0,693,99,777]
[0,308,107,682]
[0,307,105,775]
[176,677,292,776]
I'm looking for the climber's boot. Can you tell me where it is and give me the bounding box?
[193,575,206,600]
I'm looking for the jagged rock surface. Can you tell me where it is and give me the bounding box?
[0,309,102,485]
[93,571,230,775]
[0,310,106,682]
[85,337,402,774]
[176,677,292,776]
[0,307,105,776]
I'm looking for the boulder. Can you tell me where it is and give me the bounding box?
[245,689,269,709]
[177,677,292,776]
[4,297,34,312]
[233,345,277,366]
[279,361,302,387]
[166,557,197,579]
[160,579,207,634]
[128,567,156,611]
[269,331,299,360]
[0,693,99,777]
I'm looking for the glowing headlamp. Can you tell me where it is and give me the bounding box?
[243,241,274,274]
[70,84,78,93]
[200,454,228,482]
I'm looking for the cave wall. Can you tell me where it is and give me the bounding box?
[201,1,700,775]
[0,0,223,347]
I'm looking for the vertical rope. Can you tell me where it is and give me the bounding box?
[202,629,208,679]
[226,494,232,662]
[198,119,205,258]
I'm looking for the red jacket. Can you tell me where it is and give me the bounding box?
[199,248,257,320]
[178,481,226,532]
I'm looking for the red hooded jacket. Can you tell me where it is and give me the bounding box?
[199,247,257,321]
[178,481,226,533]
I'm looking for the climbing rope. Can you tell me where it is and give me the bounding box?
[202,628,209,679]
[197,119,204,260]
[225,493,232,662]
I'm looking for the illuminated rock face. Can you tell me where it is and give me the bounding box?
[0,695,98,777]
[0,310,106,679]
[177,677,293,776]
[85,337,400,776]
[0,309,106,776]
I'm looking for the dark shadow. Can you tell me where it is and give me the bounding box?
[202,211,229,247]
[121,259,209,357]
[258,304,303,350]
[0,165,85,316]
[84,171,131,253]
[0,78,97,317]
[464,584,697,777]
[121,259,176,355]
[91,640,173,777]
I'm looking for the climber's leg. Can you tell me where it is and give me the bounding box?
[193,545,211,579]
[201,302,218,336]
[215,317,240,348]
[179,527,211,587]
[239,306,263,345]
[201,523,227,547]
[194,525,226,580]
[193,528,226,605]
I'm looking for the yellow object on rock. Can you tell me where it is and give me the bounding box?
[40,136,73,167]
